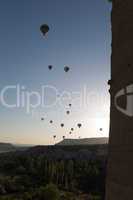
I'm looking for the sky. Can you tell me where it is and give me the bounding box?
[0,0,111,145]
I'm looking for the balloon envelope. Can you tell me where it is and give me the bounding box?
[40,24,49,36]
[77,123,82,128]
[61,123,64,127]
[48,65,53,70]
[66,111,70,115]
[64,66,70,72]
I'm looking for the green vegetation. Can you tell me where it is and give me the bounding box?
[0,147,106,199]
[37,184,60,200]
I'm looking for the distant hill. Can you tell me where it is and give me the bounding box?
[56,137,108,146]
[0,143,16,153]
[0,143,32,153]
[27,141,108,161]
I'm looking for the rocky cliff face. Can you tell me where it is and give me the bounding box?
[0,143,15,153]
[56,138,108,146]
[106,0,133,199]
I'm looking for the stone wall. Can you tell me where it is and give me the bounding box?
[106,0,133,199]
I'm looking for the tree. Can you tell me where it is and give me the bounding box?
[38,184,60,200]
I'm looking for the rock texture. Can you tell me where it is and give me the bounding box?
[106,0,133,199]
[56,138,108,146]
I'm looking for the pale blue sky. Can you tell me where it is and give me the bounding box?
[0,0,111,145]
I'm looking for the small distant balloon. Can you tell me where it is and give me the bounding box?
[71,128,74,131]
[40,24,50,36]
[64,66,70,72]
[77,123,82,128]
[69,104,72,107]
[66,111,70,115]
[50,120,53,124]
[48,65,53,70]
[63,136,65,139]
[69,132,72,134]
[61,123,64,128]
[100,128,103,131]
[41,118,44,121]
[53,135,56,139]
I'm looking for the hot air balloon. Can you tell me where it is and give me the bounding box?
[77,123,82,128]
[40,24,49,36]
[53,135,56,139]
[69,104,72,107]
[71,128,74,131]
[41,118,44,121]
[100,128,103,131]
[50,120,53,124]
[63,136,65,139]
[66,111,70,115]
[64,66,70,72]
[48,65,53,70]
[69,132,72,134]
[61,123,64,128]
